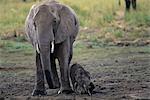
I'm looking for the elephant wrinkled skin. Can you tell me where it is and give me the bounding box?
[25,0,79,96]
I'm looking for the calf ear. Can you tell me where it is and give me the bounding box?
[89,82,95,93]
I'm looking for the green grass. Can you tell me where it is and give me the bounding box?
[124,1,150,26]
[0,0,34,34]
[1,39,149,64]
[0,0,150,42]
[0,39,33,53]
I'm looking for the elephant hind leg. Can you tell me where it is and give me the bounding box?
[50,53,60,88]
[32,51,46,96]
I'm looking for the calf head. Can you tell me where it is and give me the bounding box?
[70,64,95,95]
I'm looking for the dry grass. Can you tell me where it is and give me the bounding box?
[0,0,149,42]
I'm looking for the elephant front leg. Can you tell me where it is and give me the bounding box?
[50,53,60,88]
[57,40,72,94]
[32,51,47,96]
[58,56,72,94]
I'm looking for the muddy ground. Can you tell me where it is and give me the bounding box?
[0,40,150,100]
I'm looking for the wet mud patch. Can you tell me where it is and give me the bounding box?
[0,43,150,99]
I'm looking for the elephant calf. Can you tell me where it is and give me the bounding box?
[70,63,95,95]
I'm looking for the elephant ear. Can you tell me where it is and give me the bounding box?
[55,5,79,44]
[25,4,38,48]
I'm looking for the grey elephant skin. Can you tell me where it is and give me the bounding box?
[70,63,95,95]
[25,0,79,96]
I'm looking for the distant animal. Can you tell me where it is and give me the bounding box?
[25,0,79,96]
[118,0,137,11]
[70,63,95,95]
[22,0,41,2]
[125,0,136,11]
[119,0,121,6]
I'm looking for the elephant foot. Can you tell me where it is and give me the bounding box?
[58,87,74,94]
[32,89,47,96]
[49,84,60,89]
[53,85,60,89]
[52,82,60,89]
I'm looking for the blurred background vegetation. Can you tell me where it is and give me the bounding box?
[0,0,150,47]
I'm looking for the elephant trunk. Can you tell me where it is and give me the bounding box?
[39,44,55,88]
[35,20,56,88]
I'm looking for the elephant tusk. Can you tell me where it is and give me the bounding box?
[51,41,54,53]
[36,44,40,54]
[57,90,61,94]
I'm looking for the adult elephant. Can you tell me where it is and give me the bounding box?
[25,0,79,96]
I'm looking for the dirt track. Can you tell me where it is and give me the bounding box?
[0,42,150,99]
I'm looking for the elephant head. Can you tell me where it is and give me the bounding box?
[25,0,79,95]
